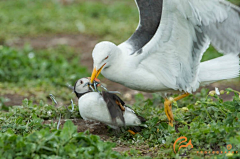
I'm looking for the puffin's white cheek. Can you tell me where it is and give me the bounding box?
[76,86,88,94]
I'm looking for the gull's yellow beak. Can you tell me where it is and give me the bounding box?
[90,64,106,84]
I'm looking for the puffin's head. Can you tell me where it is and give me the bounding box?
[74,77,101,98]
[90,41,118,84]
[74,78,90,95]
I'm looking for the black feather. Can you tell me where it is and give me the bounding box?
[74,91,90,99]
[102,91,125,126]
[127,0,163,54]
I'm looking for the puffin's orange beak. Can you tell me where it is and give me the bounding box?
[90,64,106,84]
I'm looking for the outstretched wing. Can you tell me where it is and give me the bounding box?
[118,0,163,54]
[198,0,240,54]
[125,0,240,92]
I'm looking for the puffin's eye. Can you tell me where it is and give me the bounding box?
[80,80,83,84]
[105,56,109,60]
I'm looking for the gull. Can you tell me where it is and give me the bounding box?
[90,0,240,126]
[74,78,146,130]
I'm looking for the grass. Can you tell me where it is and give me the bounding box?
[0,0,137,44]
[0,45,89,104]
[0,0,240,158]
[113,89,240,158]
[1,85,240,158]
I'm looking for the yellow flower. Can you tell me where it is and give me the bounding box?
[181,107,189,112]
[226,152,233,157]
[209,91,216,96]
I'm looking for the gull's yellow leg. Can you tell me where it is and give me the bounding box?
[173,93,190,101]
[164,98,174,127]
[164,93,190,127]
[128,130,137,135]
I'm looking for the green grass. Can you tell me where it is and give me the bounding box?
[0,45,89,103]
[1,88,240,158]
[0,120,125,159]
[0,0,238,44]
[0,0,137,44]
[0,45,88,85]
[111,89,240,158]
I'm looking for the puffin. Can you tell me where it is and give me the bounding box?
[73,77,146,131]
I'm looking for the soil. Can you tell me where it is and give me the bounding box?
[43,119,110,140]
[2,94,27,106]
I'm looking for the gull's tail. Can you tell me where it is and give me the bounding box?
[199,54,240,84]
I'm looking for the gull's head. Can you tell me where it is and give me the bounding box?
[74,78,90,95]
[90,41,119,84]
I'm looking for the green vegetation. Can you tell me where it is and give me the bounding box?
[0,120,124,159]
[0,46,88,85]
[1,86,240,158]
[112,89,240,158]
[0,0,137,43]
[1,0,240,158]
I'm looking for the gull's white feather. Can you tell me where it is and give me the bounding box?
[92,0,240,93]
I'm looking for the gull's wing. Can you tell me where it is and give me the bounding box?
[130,0,240,92]
[199,1,240,54]
[118,0,163,54]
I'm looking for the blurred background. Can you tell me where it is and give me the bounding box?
[0,0,239,106]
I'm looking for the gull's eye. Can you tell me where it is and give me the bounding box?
[105,56,109,60]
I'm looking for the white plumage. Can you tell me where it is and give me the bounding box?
[74,78,144,129]
[91,0,240,92]
[90,0,240,126]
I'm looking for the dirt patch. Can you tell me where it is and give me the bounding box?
[43,118,110,139]
[112,146,132,152]
[1,94,26,106]
[7,33,98,70]
[199,80,240,101]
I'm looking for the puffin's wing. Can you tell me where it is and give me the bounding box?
[102,91,125,126]
[124,0,240,92]
[118,0,163,54]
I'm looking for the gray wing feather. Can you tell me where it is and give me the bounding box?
[202,2,240,54]
[120,0,163,54]
[137,0,240,92]
[186,0,240,54]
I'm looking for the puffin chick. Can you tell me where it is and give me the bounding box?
[74,78,146,130]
